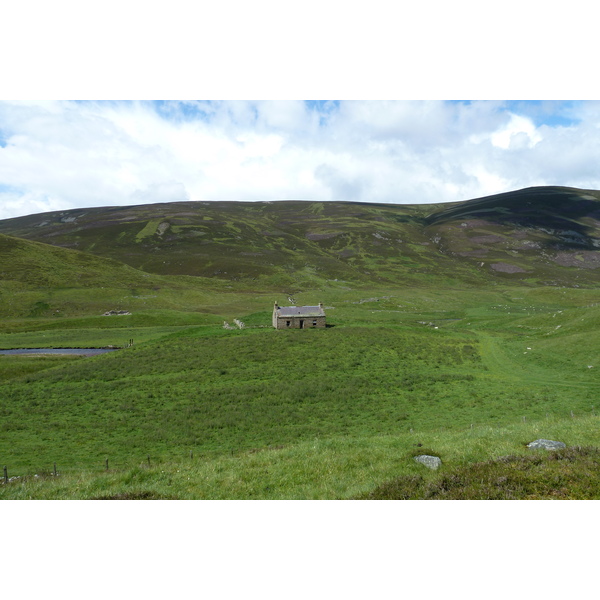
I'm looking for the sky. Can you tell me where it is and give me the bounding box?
[1,99,600,220]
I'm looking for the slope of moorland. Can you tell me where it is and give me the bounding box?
[1,186,599,499]
[425,186,600,286]
[0,232,269,320]
[1,186,599,288]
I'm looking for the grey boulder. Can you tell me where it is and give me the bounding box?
[414,455,442,470]
[527,439,566,450]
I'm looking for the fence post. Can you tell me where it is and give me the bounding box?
[147,455,151,467]
[190,450,193,460]
[53,463,57,477]
[3,466,7,483]
[105,458,109,471]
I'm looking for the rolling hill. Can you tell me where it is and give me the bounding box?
[1,186,599,288]
[0,232,240,319]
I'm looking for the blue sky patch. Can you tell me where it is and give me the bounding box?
[153,100,215,123]
[0,183,22,195]
[504,100,581,128]
[306,100,339,126]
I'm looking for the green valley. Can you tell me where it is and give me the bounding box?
[1,186,599,499]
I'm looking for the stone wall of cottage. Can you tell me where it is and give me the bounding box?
[275,315,326,329]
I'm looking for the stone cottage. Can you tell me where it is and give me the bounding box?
[272,302,326,329]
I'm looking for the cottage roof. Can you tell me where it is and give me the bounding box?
[276,305,325,317]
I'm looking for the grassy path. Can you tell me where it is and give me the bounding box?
[476,330,600,390]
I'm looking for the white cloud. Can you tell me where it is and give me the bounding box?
[1,100,600,219]
[0,189,66,221]
[490,114,542,149]
[236,133,284,159]
[130,181,190,205]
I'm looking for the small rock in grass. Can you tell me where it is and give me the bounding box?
[527,439,566,450]
[414,455,442,470]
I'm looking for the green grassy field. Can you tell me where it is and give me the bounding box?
[1,285,599,499]
[2,415,598,500]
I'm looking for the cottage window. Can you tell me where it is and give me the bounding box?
[286,321,291,327]
[312,320,317,326]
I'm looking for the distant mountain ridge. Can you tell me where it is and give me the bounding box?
[1,186,599,288]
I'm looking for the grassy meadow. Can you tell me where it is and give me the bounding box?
[1,283,599,499]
